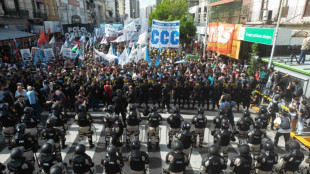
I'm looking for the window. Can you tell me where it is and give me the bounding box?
[304,0,310,16]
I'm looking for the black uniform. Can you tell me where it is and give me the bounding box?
[69,149,94,174]
[113,91,128,127]
[230,144,254,174]
[0,104,17,148]
[152,81,162,107]
[147,108,162,148]
[161,86,170,111]
[110,118,124,153]
[200,145,226,174]
[75,105,94,148]
[102,145,124,174]
[192,112,207,147]
[167,111,184,148]
[281,149,304,173]
[192,82,201,108]
[139,81,149,108]
[7,148,35,174]
[14,100,25,121]
[182,82,191,109]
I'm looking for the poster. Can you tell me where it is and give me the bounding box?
[31,47,40,58]
[229,24,242,59]
[43,48,55,60]
[62,48,72,59]
[207,23,218,52]
[151,20,180,48]
[20,49,31,62]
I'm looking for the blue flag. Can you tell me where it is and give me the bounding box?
[44,51,49,62]
[155,46,161,67]
[39,49,43,58]
[112,44,116,56]
[145,48,152,67]
[34,54,38,65]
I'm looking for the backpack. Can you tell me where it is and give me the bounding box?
[222,102,232,116]
[303,106,310,119]
[280,116,290,129]
[269,102,279,114]
[294,86,303,97]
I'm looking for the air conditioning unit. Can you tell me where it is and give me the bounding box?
[261,9,273,21]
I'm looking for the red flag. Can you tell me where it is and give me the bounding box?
[12,40,21,60]
[46,28,51,41]
[38,31,47,46]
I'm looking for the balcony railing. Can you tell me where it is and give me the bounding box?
[33,11,47,20]
[19,9,29,18]
[4,8,17,16]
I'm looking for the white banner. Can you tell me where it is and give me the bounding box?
[105,24,117,37]
[151,20,180,48]
[43,48,55,60]
[20,49,31,62]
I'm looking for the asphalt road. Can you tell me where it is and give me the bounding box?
[0,106,309,174]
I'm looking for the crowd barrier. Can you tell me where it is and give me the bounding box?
[253,90,310,149]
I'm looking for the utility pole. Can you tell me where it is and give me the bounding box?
[268,0,284,68]
[203,0,210,59]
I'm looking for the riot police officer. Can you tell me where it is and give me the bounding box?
[7,147,35,174]
[164,140,188,174]
[74,104,94,148]
[200,144,226,174]
[69,144,94,174]
[255,106,269,133]
[146,106,162,149]
[182,81,191,109]
[230,144,254,174]
[0,103,17,148]
[162,84,171,112]
[175,121,195,157]
[192,81,201,109]
[110,114,124,154]
[101,145,124,174]
[255,139,278,174]
[139,79,149,108]
[247,121,265,159]
[126,104,141,147]
[41,117,67,160]
[49,162,68,174]
[10,123,37,164]
[172,81,182,107]
[104,105,114,147]
[167,107,184,148]
[192,108,207,147]
[152,79,162,108]
[280,140,304,174]
[49,103,66,132]
[127,139,149,174]
[113,89,128,127]
[38,139,61,173]
[213,120,235,163]
[236,110,254,143]
[21,107,39,136]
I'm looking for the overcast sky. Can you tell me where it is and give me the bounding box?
[140,0,156,8]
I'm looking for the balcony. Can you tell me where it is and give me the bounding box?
[4,8,17,16]
[19,9,29,18]
[209,0,236,7]
[33,11,47,20]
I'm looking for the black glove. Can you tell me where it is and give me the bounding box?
[90,162,94,167]
[231,137,236,142]
[0,163,6,171]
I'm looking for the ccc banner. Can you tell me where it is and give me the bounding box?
[151,20,179,48]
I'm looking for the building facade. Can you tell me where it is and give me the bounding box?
[125,0,139,18]
[145,6,153,19]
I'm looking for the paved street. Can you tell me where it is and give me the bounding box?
[0,107,309,174]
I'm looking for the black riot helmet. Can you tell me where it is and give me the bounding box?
[209,144,220,155]
[116,89,122,96]
[46,117,55,128]
[129,104,136,111]
[264,141,274,152]
[41,140,54,154]
[173,140,184,152]
[254,121,262,129]
[112,114,120,122]
[243,110,251,117]
[107,145,117,156]
[221,119,230,130]
[0,103,9,111]
[285,140,300,152]
[218,108,225,115]
[131,139,141,150]
[239,144,250,156]
[15,123,26,133]
[181,121,191,130]
[259,106,267,114]
[173,107,180,114]
[10,147,24,159]
[151,105,157,112]
[78,104,86,112]
[49,163,66,174]
[51,103,60,111]
[198,108,204,114]
[23,107,33,115]
[75,144,86,154]
[107,105,113,113]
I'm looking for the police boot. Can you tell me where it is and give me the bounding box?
[199,141,203,148]
[155,142,159,149]
[147,142,152,150]
[167,141,172,149]
[89,140,94,149]
[62,140,67,149]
